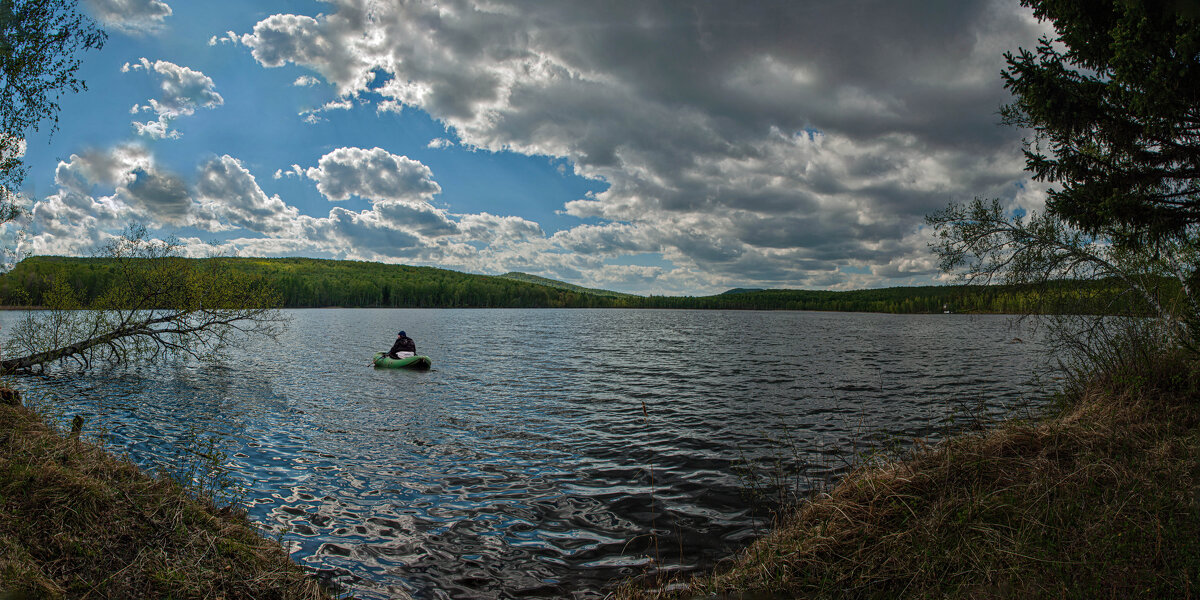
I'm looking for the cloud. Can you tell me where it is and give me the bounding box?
[457,213,543,243]
[290,147,459,240]
[20,145,476,269]
[372,201,458,236]
[230,0,1050,289]
[238,13,372,95]
[84,0,171,35]
[51,145,151,194]
[298,96,356,123]
[56,146,192,225]
[302,147,441,203]
[295,207,428,257]
[21,146,193,255]
[195,155,301,234]
[124,58,224,139]
[550,222,659,256]
[122,167,191,222]
[273,165,304,179]
[22,196,116,256]
[209,31,239,46]
[21,1,1059,294]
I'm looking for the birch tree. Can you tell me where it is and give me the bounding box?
[2,229,286,374]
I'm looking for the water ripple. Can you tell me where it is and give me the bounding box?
[2,309,1055,599]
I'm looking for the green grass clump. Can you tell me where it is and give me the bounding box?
[616,349,1200,599]
[0,389,333,599]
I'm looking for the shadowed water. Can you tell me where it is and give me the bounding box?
[2,309,1055,599]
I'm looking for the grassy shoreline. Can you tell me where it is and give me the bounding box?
[617,350,1200,598]
[0,387,332,599]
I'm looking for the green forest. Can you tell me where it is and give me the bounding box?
[0,255,1145,314]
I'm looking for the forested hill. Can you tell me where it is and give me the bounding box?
[500,272,636,298]
[0,256,617,309]
[0,255,1137,314]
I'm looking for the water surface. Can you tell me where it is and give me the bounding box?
[3,309,1054,599]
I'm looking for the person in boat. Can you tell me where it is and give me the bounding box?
[387,330,417,359]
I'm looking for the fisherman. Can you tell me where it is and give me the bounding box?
[387,330,417,359]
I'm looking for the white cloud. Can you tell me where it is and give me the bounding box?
[302,147,441,204]
[21,146,193,256]
[273,165,304,179]
[125,58,224,139]
[19,144,487,268]
[550,222,659,257]
[0,135,26,166]
[457,213,543,243]
[209,31,239,46]
[20,1,1060,294]
[195,155,301,235]
[298,96,355,122]
[122,166,191,222]
[51,146,153,204]
[230,0,1049,289]
[238,13,373,96]
[373,200,459,236]
[84,0,171,35]
[132,118,176,140]
[22,143,487,268]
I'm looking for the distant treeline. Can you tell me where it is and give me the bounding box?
[0,256,1152,314]
[637,281,1155,314]
[0,256,615,309]
[499,272,636,298]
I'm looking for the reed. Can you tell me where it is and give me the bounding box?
[613,347,1200,599]
[0,387,337,599]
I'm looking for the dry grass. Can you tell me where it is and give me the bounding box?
[0,389,333,599]
[615,351,1200,599]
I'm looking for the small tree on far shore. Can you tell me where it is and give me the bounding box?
[1,228,287,374]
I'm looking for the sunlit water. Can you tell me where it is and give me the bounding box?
[2,309,1056,599]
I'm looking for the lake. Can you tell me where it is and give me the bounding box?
[2,308,1056,599]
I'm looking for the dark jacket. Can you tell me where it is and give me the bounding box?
[388,335,416,357]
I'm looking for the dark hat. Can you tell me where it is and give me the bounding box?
[398,331,406,336]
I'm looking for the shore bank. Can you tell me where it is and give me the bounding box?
[0,387,331,599]
[617,350,1200,598]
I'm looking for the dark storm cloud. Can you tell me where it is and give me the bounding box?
[234,0,1047,289]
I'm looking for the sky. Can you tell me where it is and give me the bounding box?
[5,0,1054,295]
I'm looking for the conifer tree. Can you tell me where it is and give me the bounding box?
[1001,0,1200,247]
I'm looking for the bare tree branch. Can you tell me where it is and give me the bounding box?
[1,228,287,374]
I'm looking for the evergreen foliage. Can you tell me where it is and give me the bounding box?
[1001,0,1200,248]
[933,1,1200,354]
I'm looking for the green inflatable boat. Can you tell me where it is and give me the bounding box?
[373,352,432,370]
